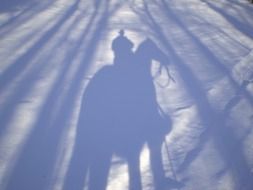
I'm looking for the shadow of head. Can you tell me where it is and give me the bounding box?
[136,38,169,66]
[111,29,134,61]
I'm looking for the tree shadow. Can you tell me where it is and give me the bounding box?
[0,0,40,13]
[130,1,253,189]
[0,0,54,35]
[3,1,121,190]
[158,0,253,106]
[0,0,83,137]
[156,3,253,186]
[63,32,182,190]
[202,0,253,39]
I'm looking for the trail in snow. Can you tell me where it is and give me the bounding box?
[0,0,253,190]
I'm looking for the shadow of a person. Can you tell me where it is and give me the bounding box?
[63,29,139,190]
[63,30,181,190]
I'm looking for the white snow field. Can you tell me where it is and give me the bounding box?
[0,0,253,190]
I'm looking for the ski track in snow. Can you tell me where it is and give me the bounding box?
[0,0,253,190]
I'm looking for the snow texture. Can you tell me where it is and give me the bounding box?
[0,0,253,190]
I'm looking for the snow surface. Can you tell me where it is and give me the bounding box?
[0,0,253,190]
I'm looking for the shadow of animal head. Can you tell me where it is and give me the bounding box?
[135,38,169,66]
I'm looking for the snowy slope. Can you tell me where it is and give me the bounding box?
[0,0,253,190]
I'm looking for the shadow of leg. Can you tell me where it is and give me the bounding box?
[148,138,166,190]
[88,152,112,190]
[127,154,142,190]
[63,142,90,190]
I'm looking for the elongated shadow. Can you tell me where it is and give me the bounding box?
[0,0,41,12]
[223,0,253,23]
[3,2,113,190]
[0,3,33,28]
[133,1,253,189]
[0,0,82,136]
[0,0,54,37]
[0,0,81,94]
[203,0,253,39]
[159,0,253,106]
[0,0,35,12]
[157,3,253,186]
